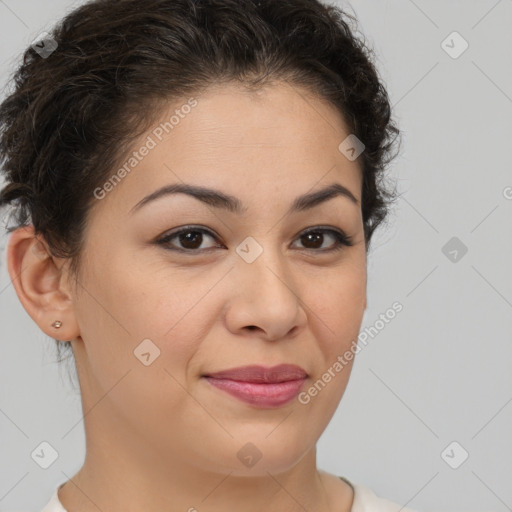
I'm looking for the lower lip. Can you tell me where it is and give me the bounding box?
[203,377,307,408]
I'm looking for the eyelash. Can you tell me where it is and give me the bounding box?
[155,225,354,254]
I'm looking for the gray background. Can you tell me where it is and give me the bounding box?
[0,0,511,511]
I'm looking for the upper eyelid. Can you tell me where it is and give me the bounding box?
[158,224,345,237]
[156,225,349,245]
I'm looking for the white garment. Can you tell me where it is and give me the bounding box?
[41,478,418,512]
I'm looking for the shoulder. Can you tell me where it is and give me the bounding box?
[40,485,67,512]
[351,482,420,512]
[39,478,420,512]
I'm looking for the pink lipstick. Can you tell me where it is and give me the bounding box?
[203,364,308,408]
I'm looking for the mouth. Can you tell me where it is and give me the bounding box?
[203,364,308,383]
[202,364,308,408]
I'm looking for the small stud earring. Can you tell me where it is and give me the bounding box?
[51,320,63,329]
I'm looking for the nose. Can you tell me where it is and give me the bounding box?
[224,245,308,341]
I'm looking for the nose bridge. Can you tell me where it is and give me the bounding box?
[223,228,310,341]
[235,233,300,308]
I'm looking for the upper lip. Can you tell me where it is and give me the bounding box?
[204,364,308,383]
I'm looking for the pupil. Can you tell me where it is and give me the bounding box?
[181,231,202,249]
[304,232,322,248]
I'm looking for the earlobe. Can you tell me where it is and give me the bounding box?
[6,225,80,341]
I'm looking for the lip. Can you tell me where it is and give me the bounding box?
[202,364,308,408]
[204,364,308,383]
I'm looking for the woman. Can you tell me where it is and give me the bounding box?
[0,0,406,510]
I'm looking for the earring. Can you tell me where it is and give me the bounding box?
[51,320,63,329]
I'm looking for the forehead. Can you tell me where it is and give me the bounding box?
[173,81,355,160]
[93,81,363,218]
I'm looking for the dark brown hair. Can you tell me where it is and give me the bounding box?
[0,0,400,362]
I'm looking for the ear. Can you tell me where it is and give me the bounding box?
[7,225,80,341]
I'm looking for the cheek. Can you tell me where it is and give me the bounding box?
[71,260,205,445]
[298,264,365,410]
[308,261,366,347]
[71,249,201,401]
[301,280,364,418]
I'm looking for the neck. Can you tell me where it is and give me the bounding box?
[59,445,344,512]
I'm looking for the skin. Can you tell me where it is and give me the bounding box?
[8,81,367,512]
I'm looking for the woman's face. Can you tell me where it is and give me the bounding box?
[63,81,367,476]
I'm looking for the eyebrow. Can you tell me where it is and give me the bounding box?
[129,182,359,216]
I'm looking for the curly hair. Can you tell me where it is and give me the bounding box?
[0,0,400,361]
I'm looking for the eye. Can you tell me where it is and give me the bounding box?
[155,226,220,252]
[291,227,354,252]
[155,225,353,253]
